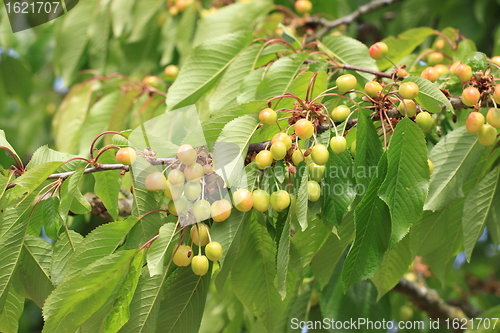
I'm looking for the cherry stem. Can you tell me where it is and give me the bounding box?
[89,131,127,160]
[0,146,24,172]
[93,145,121,164]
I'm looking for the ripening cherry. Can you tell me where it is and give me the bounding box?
[168,169,185,186]
[270,141,287,160]
[115,147,137,165]
[450,61,461,75]
[427,52,443,65]
[329,136,347,154]
[165,181,183,200]
[205,242,223,262]
[272,132,293,150]
[486,108,500,128]
[398,100,417,117]
[399,82,419,99]
[420,67,439,82]
[434,64,449,77]
[461,86,480,107]
[492,56,500,67]
[143,75,160,87]
[415,112,433,131]
[492,85,500,104]
[295,0,312,13]
[211,199,232,222]
[252,189,270,212]
[270,190,291,212]
[369,42,388,60]
[434,39,445,50]
[168,196,188,216]
[294,119,314,140]
[190,223,210,246]
[331,105,351,122]
[184,182,201,201]
[336,74,357,93]
[193,199,211,222]
[311,144,329,165]
[364,81,383,98]
[177,144,197,166]
[184,163,204,182]
[145,171,167,191]
[176,0,190,11]
[164,65,179,80]
[477,124,497,146]
[455,64,473,82]
[308,163,325,182]
[465,112,485,134]
[255,150,273,169]
[173,245,193,266]
[232,189,253,212]
[307,180,321,202]
[428,159,434,174]
[397,68,408,78]
[292,149,305,166]
[203,164,213,174]
[259,108,278,125]
[191,255,209,276]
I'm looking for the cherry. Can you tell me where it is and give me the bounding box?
[427,52,443,65]
[397,68,409,78]
[143,75,160,87]
[307,180,321,202]
[232,189,253,212]
[350,140,356,157]
[420,67,439,82]
[492,56,500,67]
[193,199,211,222]
[203,164,213,174]
[184,163,204,182]
[173,245,193,267]
[191,255,209,276]
[168,196,188,216]
[492,85,500,104]
[330,136,347,154]
[434,39,445,50]
[272,132,292,150]
[183,182,201,201]
[311,144,329,165]
[292,149,305,166]
[165,181,183,200]
[465,111,485,134]
[486,108,500,128]
[331,105,351,122]
[364,81,383,98]
[270,190,291,212]
[176,0,190,11]
[259,108,277,125]
[294,119,314,140]
[428,159,434,174]
[168,169,185,186]
[369,42,388,60]
[461,86,480,107]
[454,64,472,82]
[434,64,449,77]
[145,171,167,191]
[115,147,137,165]
[169,6,179,16]
[399,82,419,99]
[336,74,357,93]
[294,0,312,13]
[270,141,287,160]
[398,100,417,117]
[211,199,232,222]
[415,112,433,131]
[450,61,461,75]
[190,223,210,246]
[164,65,179,80]
[255,150,273,169]
[477,124,497,146]
[177,144,197,166]
[205,241,223,262]
[308,163,325,182]
[252,189,270,212]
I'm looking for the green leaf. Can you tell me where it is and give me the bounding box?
[237,68,265,104]
[0,286,24,333]
[146,223,178,276]
[26,145,84,173]
[296,166,309,231]
[128,0,164,42]
[371,236,412,300]
[18,235,53,307]
[0,54,32,101]
[93,150,122,220]
[255,53,309,101]
[42,250,136,333]
[103,250,146,333]
[403,76,453,113]
[275,215,290,299]
[342,154,391,290]
[88,2,110,73]
[424,127,484,211]
[64,216,140,280]
[51,230,84,286]
[13,161,63,195]
[462,51,489,71]
[166,31,253,111]
[377,27,436,71]
[59,166,86,222]
[290,216,330,270]
[36,197,64,240]
[0,130,21,166]
[175,3,197,60]
[155,266,212,333]
[320,35,378,81]
[379,118,429,247]
[52,82,94,153]
[462,166,500,261]
[106,88,143,139]
[111,0,135,36]
[209,44,263,114]
[232,217,284,332]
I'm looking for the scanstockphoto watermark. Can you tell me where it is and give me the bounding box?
[290,318,427,331]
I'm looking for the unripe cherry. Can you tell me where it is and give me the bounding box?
[477,124,497,146]
[291,149,305,166]
[486,108,500,128]
[461,86,480,107]
[434,64,449,77]
[205,242,223,262]
[271,132,292,150]
[168,169,185,186]
[168,196,188,216]
[415,112,433,131]
[255,150,273,169]
[307,180,321,202]
[311,144,329,165]
[398,100,417,117]
[191,255,209,276]
[190,223,210,246]
[211,199,232,222]
[164,65,179,79]
[331,105,351,122]
[294,119,314,140]
[336,74,357,93]
[252,189,270,212]
[329,136,346,154]
[455,64,473,81]
[184,163,204,182]
[270,141,287,160]
[492,85,500,104]
[491,56,500,67]
[465,112,485,134]
[177,144,197,166]
[427,52,443,65]
[399,82,419,99]
[144,171,167,191]
[364,81,383,98]
[259,108,277,125]
[270,190,291,212]
[173,245,192,266]
[165,181,183,200]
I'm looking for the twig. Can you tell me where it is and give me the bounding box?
[307,0,407,42]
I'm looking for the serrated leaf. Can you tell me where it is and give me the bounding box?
[35,197,64,240]
[355,110,383,190]
[296,167,309,230]
[42,250,136,333]
[146,223,178,276]
[64,216,140,280]
[342,154,391,290]
[371,236,412,300]
[237,67,265,104]
[424,127,484,211]
[275,215,290,299]
[0,130,21,168]
[59,166,86,222]
[0,286,24,333]
[26,145,85,173]
[106,88,142,141]
[232,217,284,332]
[93,150,122,220]
[290,216,330,270]
[51,230,84,286]
[166,31,253,111]
[175,3,197,60]
[462,166,500,261]
[379,118,429,247]
[255,53,309,101]
[13,161,63,195]
[88,2,110,73]
[128,0,164,43]
[403,76,453,113]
